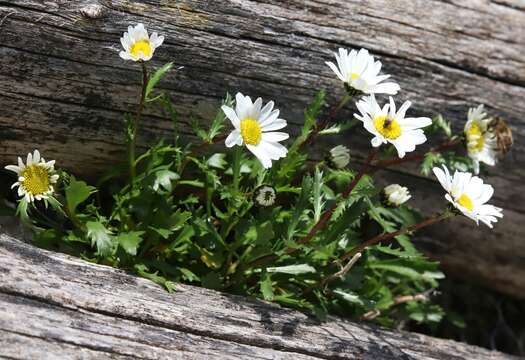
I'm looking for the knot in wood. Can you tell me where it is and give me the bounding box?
[79,4,105,19]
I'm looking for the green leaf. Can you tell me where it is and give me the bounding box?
[146,62,173,100]
[267,264,316,275]
[333,289,365,306]
[65,178,96,215]
[430,114,452,138]
[86,221,114,257]
[135,264,177,292]
[312,167,324,223]
[368,263,421,280]
[207,153,227,169]
[152,169,179,193]
[287,176,313,241]
[260,273,274,301]
[116,231,144,256]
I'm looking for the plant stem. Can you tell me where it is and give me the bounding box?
[289,147,378,253]
[128,62,149,183]
[373,137,462,169]
[319,252,362,289]
[340,211,453,262]
[299,93,353,151]
[232,145,242,193]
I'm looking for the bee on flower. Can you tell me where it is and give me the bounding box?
[326,48,400,95]
[222,93,289,169]
[383,184,411,207]
[355,95,432,158]
[464,105,498,174]
[5,150,59,203]
[433,165,503,228]
[119,23,164,62]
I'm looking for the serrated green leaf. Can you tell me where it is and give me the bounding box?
[86,221,114,257]
[146,62,173,100]
[152,169,179,193]
[116,231,144,256]
[134,264,177,292]
[65,178,96,215]
[260,273,274,301]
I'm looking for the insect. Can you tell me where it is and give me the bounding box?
[488,117,513,156]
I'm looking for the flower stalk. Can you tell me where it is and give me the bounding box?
[128,61,149,182]
[340,211,453,262]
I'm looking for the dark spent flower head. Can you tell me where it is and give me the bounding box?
[254,185,277,207]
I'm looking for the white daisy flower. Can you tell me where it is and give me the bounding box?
[119,23,164,62]
[384,184,411,206]
[254,185,277,207]
[328,145,350,169]
[464,105,498,174]
[222,93,289,169]
[326,48,400,95]
[433,165,503,228]
[5,150,59,203]
[355,95,432,158]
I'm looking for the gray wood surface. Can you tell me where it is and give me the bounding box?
[0,233,518,360]
[0,0,524,297]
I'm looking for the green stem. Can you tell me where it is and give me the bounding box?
[128,62,149,184]
[232,146,242,193]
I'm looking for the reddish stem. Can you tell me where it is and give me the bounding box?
[373,137,462,168]
[340,212,451,262]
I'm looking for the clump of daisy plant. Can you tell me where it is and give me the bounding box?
[2,33,512,331]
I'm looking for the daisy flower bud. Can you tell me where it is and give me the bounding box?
[254,185,277,207]
[222,93,289,169]
[119,23,164,62]
[433,165,503,228]
[5,150,59,203]
[328,145,350,169]
[383,184,411,207]
[326,48,400,95]
[354,95,432,158]
[464,105,498,174]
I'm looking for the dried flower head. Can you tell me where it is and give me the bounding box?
[254,185,277,207]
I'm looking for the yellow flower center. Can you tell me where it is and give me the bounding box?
[130,39,152,59]
[374,115,402,140]
[350,73,360,80]
[466,123,484,153]
[240,118,262,145]
[22,165,50,196]
[457,193,474,212]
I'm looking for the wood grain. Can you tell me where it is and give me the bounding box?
[0,0,524,297]
[0,233,518,360]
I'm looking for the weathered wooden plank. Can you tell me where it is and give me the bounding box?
[0,233,517,360]
[0,0,524,298]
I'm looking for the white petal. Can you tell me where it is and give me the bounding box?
[367,82,400,95]
[326,61,345,82]
[246,144,272,169]
[261,119,287,131]
[221,105,240,129]
[262,132,289,142]
[225,130,242,148]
